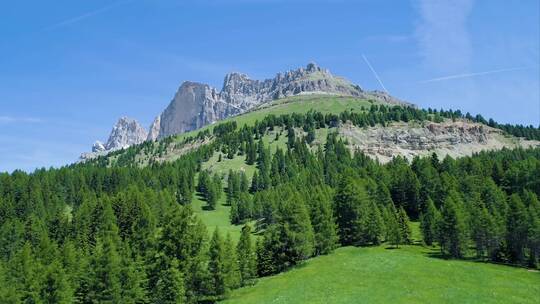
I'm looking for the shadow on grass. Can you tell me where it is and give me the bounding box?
[202,205,215,211]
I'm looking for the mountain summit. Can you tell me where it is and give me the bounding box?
[83,63,409,158]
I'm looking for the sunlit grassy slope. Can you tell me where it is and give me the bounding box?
[221,245,540,304]
[173,94,374,143]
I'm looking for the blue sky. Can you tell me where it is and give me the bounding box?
[1,0,539,172]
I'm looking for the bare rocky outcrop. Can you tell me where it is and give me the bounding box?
[340,120,540,163]
[105,117,148,150]
[147,115,161,141]
[81,117,148,160]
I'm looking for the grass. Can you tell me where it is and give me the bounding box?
[170,95,374,144]
[221,245,540,304]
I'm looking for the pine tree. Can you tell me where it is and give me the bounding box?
[386,206,402,248]
[40,260,73,304]
[237,225,257,286]
[397,207,412,245]
[250,171,259,193]
[334,176,368,245]
[10,243,42,303]
[0,260,18,303]
[207,229,227,299]
[420,198,438,246]
[506,194,529,263]
[309,190,338,255]
[157,205,207,302]
[223,233,241,290]
[524,190,540,268]
[154,258,185,304]
[86,236,122,303]
[362,201,384,245]
[437,196,467,258]
[119,252,148,304]
[263,194,314,272]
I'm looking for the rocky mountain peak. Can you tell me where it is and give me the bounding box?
[83,63,413,159]
[105,116,148,150]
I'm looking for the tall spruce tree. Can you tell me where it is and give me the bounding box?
[334,175,368,245]
[237,225,257,286]
[208,229,227,299]
[223,233,241,290]
[506,194,529,263]
[309,189,338,255]
[420,198,439,246]
[437,196,467,258]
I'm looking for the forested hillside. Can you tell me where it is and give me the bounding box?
[1,101,539,303]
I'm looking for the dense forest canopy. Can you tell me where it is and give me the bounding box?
[0,104,539,303]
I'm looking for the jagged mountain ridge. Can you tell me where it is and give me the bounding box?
[83,63,410,158]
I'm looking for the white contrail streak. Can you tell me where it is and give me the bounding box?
[362,54,389,94]
[43,0,134,31]
[419,66,534,83]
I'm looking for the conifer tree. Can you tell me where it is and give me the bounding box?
[10,243,42,303]
[334,175,368,245]
[420,198,438,246]
[154,259,185,304]
[0,260,18,303]
[237,225,257,286]
[506,194,529,263]
[309,190,338,255]
[524,190,540,267]
[208,229,227,298]
[40,260,73,304]
[250,171,259,193]
[262,194,314,272]
[86,236,122,303]
[362,201,384,245]
[437,196,467,258]
[386,206,402,248]
[397,207,412,244]
[223,233,241,290]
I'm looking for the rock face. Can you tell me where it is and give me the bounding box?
[151,62,411,140]
[147,115,161,141]
[340,120,540,163]
[92,141,106,153]
[105,117,148,150]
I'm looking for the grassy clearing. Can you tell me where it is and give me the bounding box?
[191,194,245,241]
[221,245,540,304]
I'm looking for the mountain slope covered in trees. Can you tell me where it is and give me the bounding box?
[1,94,540,303]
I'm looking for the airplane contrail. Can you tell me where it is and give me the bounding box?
[419,66,534,83]
[362,54,389,94]
[42,0,134,31]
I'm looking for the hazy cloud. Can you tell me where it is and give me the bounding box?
[415,0,474,72]
[42,0,135,31]
[419,66,535,83]
[0,116,43,124]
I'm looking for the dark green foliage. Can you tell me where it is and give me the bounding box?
[420,198,439,246]
[154,259,185,304]
[208,229,228,298]
[237,225,257,286]
[258,192,314,275]
[506,194,529,263]
[308,189,338,255]
[437,196,468,258]
[334,175,369,246]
